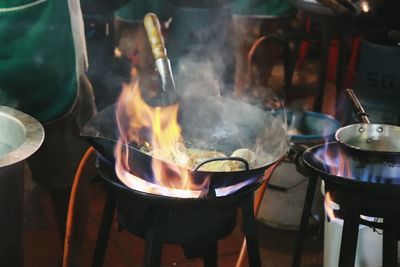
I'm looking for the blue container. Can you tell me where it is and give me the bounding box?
[286,111,340,146]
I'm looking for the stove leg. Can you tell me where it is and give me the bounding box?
[92,192,116,267]
[338,196,361,267]
[203,242,218,267]
[182,241,218,266]
[241,194,261,267]
[144,209,164,267]
[291,175,318,267]
[382,217,398,267]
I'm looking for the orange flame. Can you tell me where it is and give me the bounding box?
[317,143,349,220]
[324,191,337,220]
[114,81,207,198]
[315,143,353,178]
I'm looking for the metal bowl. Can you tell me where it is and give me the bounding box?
[335,123,400,154]
[0,106,44,266]
[0,106,44,167]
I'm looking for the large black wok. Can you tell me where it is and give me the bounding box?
[81,95,288,194]
[302,142,400,190]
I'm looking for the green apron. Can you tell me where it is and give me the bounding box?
[230,0,296,17]
[0,0,78,123]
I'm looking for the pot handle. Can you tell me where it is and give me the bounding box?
[345,88,370,124]
[288,144,313,177]
[144,13,177,105]
[144,13,166,60]
[193,157,250,171]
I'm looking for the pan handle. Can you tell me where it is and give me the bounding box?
[345,88,370,124]
[193,157,250,171]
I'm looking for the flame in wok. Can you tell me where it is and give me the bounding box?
[110,74,288,198]
[314,141,399,221]
[114,81,207,198]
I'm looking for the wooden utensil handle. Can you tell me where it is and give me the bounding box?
[144,13,166,60]
[345,88,370,124]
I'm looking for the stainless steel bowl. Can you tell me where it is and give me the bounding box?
[0,106,44,167]
[0,106,44,266]
[335,123,400,153]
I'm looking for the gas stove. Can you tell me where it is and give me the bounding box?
[293,141,400,267]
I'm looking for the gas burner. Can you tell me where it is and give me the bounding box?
[91,158,263,266]
[303,142,400,187]
[292,141,400,267]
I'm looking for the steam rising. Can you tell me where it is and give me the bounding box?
[164,5,288,167]
[175,59,222,97]
[166,5,234,98]
[178,95,288,168]
[81,6,289,197]
[84,5,289,169]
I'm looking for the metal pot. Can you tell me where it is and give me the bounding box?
[335,89,400,154]
[0,106,44,266]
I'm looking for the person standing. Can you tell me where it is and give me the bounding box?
[0,0,96,266]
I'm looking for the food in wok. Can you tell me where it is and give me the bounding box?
[146,144,259,172]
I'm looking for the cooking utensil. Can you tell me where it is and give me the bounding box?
[81,95,288,190]
[335,88,400,153]
[144,13,177,105]
[345,88,370,123]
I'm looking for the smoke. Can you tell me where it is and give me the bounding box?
[162,6,288,167]
[166,4,234,98]
[175,58,222,98]
[84,5,288,169]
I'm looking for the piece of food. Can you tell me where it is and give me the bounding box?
[189,149,231,172]
[149,143,192,168]
[229,148,258,171]
[148,144,258,172]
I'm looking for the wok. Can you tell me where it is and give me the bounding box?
[335,89,400,154]
[81,95,288,192]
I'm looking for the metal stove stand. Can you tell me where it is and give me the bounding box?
[90,160,263,267]
[292,173,400,267]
